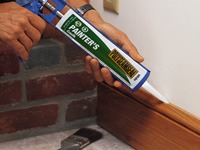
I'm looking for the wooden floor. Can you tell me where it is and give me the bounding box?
[97,83,200,150]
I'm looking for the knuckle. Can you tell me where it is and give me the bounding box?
[12,15,28,27]
[4,34,15,43]
[13,26,23,35]
[17,17,27,26]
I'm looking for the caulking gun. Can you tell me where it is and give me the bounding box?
[16,0,168,103]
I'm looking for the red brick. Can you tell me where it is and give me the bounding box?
[65,43,85,65]
[0,81,22,105]
[66,97,97,122]
[0,104,58,134]
[27,72,96,101]
[0,47,19,76]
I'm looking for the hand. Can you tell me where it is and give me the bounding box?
[0,2,46,60]
[84,10,144,88]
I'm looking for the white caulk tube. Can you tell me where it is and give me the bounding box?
[39,1,169,104]
[142,82,169,103]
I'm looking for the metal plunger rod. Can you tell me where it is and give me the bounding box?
[40,0,64,18]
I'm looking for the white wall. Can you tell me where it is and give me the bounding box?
[91,0,200,118]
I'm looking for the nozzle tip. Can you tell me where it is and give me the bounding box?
[142,82,169,104]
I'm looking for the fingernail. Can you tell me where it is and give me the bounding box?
[139,55,144,61]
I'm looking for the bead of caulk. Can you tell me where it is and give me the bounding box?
[141,81,169,104]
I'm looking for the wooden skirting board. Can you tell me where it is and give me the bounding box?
[97,83,200,150]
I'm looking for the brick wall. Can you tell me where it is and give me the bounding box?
[0,37,97,142]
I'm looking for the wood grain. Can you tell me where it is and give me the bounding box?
[118,85,200,135]
[97,83,200,150]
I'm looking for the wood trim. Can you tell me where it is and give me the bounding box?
[97,83,200,150]
[118,84,200,135]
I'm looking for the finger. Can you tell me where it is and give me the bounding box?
[24,24,41,46]
[119,34,144,63]
[101,67,114,86]
[90,58,103,82]
[123,43,144,63]
[18,48,29,60]
[101,67,123,88]
[113,81,123,88]
[28,12,46,34]
[85,55,93,73]
[0,32,28,60]
[10,40,28,60]
[18,32,33,53]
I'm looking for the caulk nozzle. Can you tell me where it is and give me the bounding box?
[142,81,169,104]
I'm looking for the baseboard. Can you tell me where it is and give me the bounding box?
[97,83,200,150]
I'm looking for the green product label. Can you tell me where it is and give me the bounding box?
[61,14,130,83]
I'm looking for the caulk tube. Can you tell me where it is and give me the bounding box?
[57,7,169,103]
[55,9,150,91]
